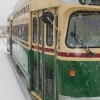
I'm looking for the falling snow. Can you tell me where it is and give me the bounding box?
[0,38,26,100]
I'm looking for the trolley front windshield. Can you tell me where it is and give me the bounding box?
[66,11,100,48]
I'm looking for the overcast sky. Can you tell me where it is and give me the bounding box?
[0,0,19,26]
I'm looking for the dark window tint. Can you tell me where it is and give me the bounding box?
[39,17,42,44]
[39,64,42,91]
[13,26,17,37]
[46,68,53,96]
[23,7,25,13]
[15,26,17,36]
[16,25,19,37]
[12,24,28,42]
[33,63,37,88]
[24,23,29,42]
[19,24,22,38]
[26,5,29,13]
[33,17,37,43]
[13,26,15,36]
[21,24,24,39]
[46,23,53,46]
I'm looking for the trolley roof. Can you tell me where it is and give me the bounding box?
[14,0,28,10]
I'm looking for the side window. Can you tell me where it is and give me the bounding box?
[19,24,21,38]
[17,25,19,37]
[21,24,24,39]
[24,23,29,42]
[33,17,37,43]
[12,24,28,42]
[46,23,53,46]
[15,25,17,37]
[23,7,25,13]
[39,17,42,44]
[13,26,15,36]
[26,5,29,13]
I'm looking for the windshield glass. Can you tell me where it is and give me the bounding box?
[66,11,100,48]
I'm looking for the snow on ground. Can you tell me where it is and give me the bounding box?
[0,38,26,100]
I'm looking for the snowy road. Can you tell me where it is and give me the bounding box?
[0,38,31,100]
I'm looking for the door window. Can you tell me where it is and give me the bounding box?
[46,23,53,46]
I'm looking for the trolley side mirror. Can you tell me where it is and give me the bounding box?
[42,11,54,24]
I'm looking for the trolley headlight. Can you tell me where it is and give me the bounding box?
[69,69,76,77]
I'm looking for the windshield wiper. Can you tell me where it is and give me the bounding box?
[70,22,94,57]
[70,32,94,56]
